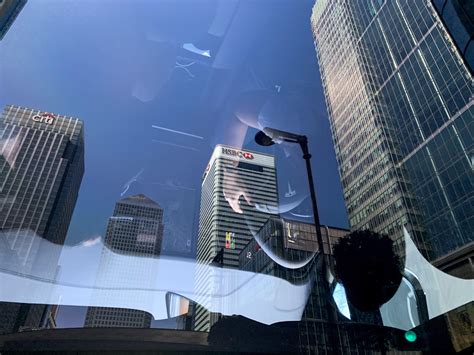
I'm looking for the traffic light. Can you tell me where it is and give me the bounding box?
[404,330,417,342]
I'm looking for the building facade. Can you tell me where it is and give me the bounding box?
[84,194,164,328]
[431,0,474,73]
[0,104,84,333]
[238,217,346,332]
[194,145,278,332]
[239,218,395,353]
[312,0,473,261]
[0,0,27,40]
[239,217,347,275]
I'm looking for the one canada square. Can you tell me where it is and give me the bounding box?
[312,0,473,261]
[0,104,84,333]
[194,145,278,332]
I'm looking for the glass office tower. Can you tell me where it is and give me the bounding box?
[312,0,473,260]
[0,104,84,333]
[84,194,164,328]
[194,145,278,332]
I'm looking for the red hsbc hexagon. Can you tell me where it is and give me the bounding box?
[243,152,254,159]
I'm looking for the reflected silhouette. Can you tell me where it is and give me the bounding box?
[333,230,403,312]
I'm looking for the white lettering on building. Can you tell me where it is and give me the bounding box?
[221,147,254,160]
[32,113,55,125]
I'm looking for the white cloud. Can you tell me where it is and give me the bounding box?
[80,235,101,247]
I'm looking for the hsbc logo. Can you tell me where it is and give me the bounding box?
[32,113,55,125]
[221,147,254,160]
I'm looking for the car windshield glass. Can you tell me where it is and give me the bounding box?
[0,0,473,353]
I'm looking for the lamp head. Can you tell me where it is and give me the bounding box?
[255,130,275,146]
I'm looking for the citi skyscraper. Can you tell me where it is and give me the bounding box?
[194,145,278,332]
[312,0,473,260]
[0,104,84,333]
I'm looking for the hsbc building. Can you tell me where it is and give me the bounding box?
[195,145,278,332]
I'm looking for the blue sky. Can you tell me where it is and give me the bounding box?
[1,0,348,250]
[1,0,349,327]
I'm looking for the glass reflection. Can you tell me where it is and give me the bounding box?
[0,0,472,353]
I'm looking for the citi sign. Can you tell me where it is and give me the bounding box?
[32,113,55,125]
[221,147,254,160]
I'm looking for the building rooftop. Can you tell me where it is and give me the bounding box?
[119,194,161,208]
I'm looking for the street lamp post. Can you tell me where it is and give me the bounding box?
[256,127,340,354]
[254,127,326,262]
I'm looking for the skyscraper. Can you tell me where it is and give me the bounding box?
[0,104,84,333]
[84,194,164,328]
[431,0,474,73]
[0,0,27,40]
[194,145,278,332]
[312,0,473,261]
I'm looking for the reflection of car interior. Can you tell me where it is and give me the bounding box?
[157,0,317,122]
[285,182,296,198]
[0,227,472,331]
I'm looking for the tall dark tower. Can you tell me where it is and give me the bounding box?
[0,104,84,333]
[312,0,473,261]
[84,194,164,328]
